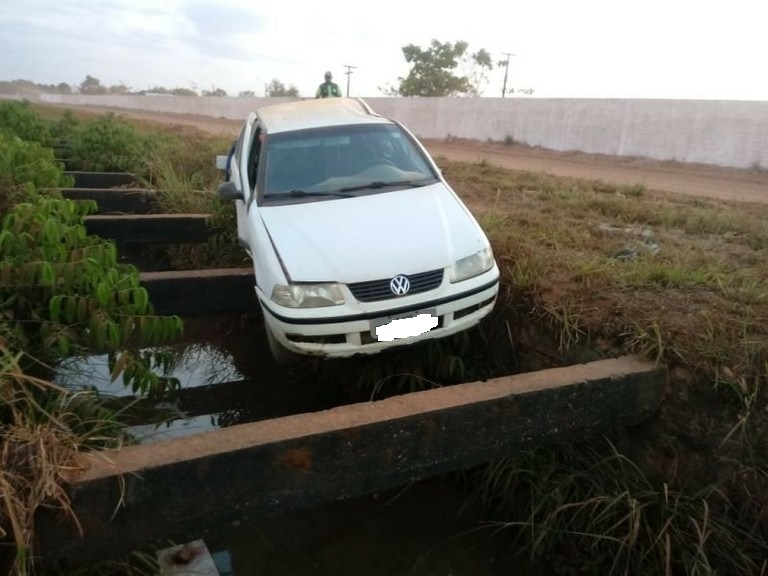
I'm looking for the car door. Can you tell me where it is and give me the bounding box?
[229,115,256,251]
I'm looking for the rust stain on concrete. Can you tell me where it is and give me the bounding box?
[278,447,313,472]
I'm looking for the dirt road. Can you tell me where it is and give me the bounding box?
[425,140,768,204]
[75,105,768,204]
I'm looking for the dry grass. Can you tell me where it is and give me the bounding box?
[441,158,768,574]
[0,343,128,575]
[469,437,768,575]
[1,350,77,575]
[442,158,768,382]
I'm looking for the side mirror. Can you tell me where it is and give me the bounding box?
[218,181,244,202]
[215,155,229,170]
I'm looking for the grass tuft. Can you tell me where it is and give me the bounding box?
[470,438,768,575]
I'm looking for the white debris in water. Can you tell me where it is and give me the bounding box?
[157,539,220,576]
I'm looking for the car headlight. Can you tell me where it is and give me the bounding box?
[271,283,345,308]
[450,247,495,283]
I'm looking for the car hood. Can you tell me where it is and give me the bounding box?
[259,183,488,283]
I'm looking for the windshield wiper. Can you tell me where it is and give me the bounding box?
[263,190,355,199]
[338,179,434,193]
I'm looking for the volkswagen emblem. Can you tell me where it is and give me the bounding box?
[390,274,410,296]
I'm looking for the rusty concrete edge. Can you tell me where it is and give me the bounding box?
[69,355,663,483]
[83,213,213,244]
[139,268,253,281]
[84,214,211,221]
[58,188,158,194]
[37,355,667,567]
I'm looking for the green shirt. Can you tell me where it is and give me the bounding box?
[316,81,341,98]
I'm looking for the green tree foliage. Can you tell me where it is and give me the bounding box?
[108,83,131,94]
[68,113,148,172]
[0,79,44,96]
[0,101,53,146]
[0,133,70,214]
[463,48,494,96]
[79,75,107,95]
[396,39,492,97]
[50,109,79,142]
[266,79,300,97]
[0,129,181,395]
[202,87,228,97]
[0,193,183,395]
[169,87,198,96]
[141,86,199,96]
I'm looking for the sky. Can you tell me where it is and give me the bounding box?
[1,0,766,101]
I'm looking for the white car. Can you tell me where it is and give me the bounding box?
[217,97,499,364]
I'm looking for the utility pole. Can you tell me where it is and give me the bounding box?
[343,64,357,96]
[501,53,514,98]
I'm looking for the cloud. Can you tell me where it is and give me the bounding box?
[1,0,767,100]
[178,0,265,60]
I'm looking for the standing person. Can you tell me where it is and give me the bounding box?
[315,71,341,98]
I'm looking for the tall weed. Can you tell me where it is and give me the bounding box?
[471,438,768,575]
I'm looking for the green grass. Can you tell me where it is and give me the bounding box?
[437,157,768,572]
[470,438,768,575]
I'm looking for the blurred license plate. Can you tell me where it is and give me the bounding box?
[369,308,437,339]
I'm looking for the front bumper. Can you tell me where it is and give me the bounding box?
[259,269,500,357]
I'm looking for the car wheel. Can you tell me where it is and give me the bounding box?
[265,323,302,366]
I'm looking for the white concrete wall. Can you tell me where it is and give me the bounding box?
[40,94,768,170]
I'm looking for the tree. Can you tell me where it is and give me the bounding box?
[266,79,299,97]
[143,86,169,95]
[108,83,131,94]
[170,87,198,96]
[202,87,227,97]
[0,101,53,146]
[395,40,491,97]
[79,75,107,95]
[462,48,494,96]
[238,90,256,98]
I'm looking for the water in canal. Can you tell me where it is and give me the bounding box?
[56,313,526,575]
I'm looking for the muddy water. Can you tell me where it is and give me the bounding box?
[207,476,526,576]
[57,312,518,442]
[57,312,527,575]
[56,314,350,441]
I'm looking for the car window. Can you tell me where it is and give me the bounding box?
[247,125,262,197]
[258,124,438,205]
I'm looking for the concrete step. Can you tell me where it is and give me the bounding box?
[36,355,667,569]
[140,268,256,316]
[59,187,157,214]
[84,213,212,245]
[64,171,138,189]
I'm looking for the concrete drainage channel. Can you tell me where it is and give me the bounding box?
[41,172,668,573]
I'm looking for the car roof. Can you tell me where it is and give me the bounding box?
[256,97,393,135]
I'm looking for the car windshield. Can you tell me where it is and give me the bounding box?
[258,123,438,205]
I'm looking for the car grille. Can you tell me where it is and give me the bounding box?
[348,269,444,302]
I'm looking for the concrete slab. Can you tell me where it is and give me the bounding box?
[64,171,138,189]
[139,268,256,316]
[35,355,666,569]
[84,213,211,244]
[59,188,157,214]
